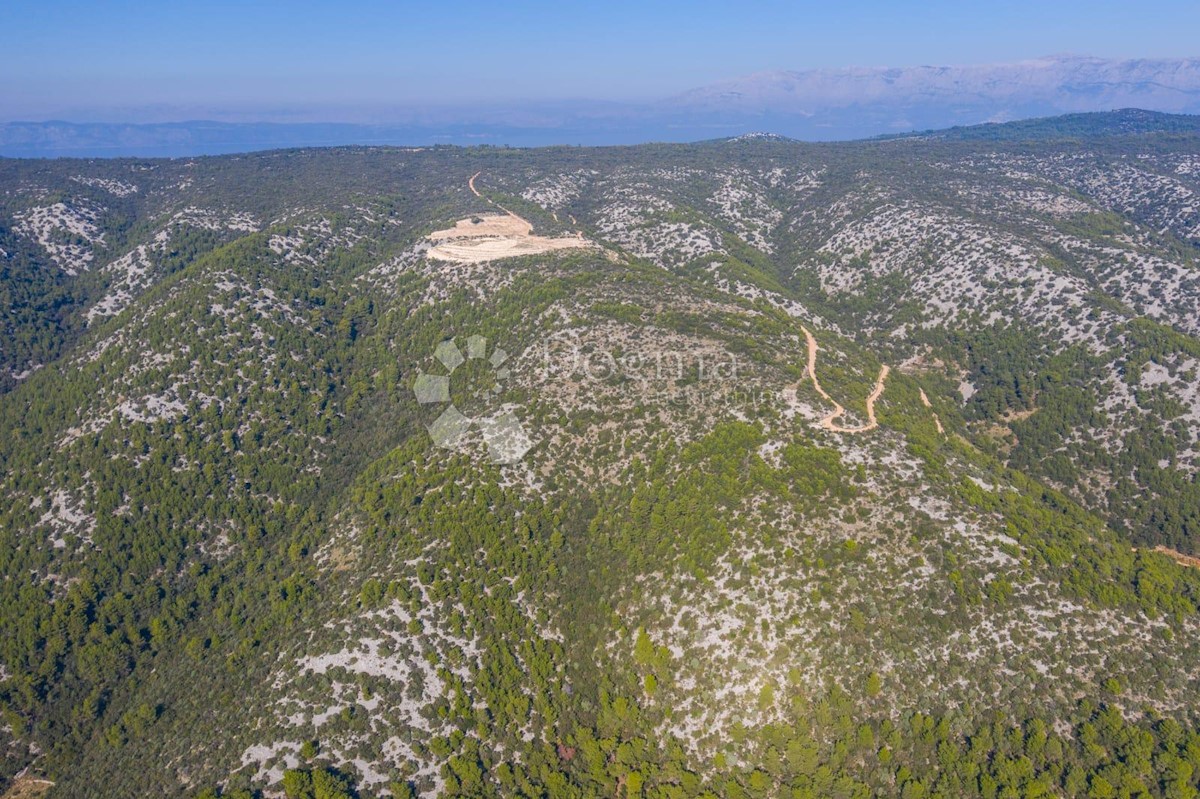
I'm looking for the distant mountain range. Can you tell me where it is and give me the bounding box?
[4,54,1200,156]
[667,54,1200,114]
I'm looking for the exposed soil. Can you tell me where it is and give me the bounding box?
[427,173,592,264]
[919,388,945,435]
[800,325,890,433]
[0,777,54,799]
[1152,545,1200,570]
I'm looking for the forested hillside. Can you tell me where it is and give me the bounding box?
[2,113,1200,798]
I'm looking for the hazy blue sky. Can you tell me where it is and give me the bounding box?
[3,0,1198,120]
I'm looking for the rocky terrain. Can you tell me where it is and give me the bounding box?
[1,113,1200,798]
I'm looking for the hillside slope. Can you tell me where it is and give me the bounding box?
[1,118,1200,798]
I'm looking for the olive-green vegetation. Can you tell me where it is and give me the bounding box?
[0,115,1199,797]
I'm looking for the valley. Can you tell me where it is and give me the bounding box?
[0,112,1199,798]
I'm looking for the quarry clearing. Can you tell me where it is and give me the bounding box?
[426,172,592,264]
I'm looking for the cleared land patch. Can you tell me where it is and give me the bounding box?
[426,214,591,263]
[426,172,593,264]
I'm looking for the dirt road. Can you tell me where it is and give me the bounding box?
[800,325,890,433]
[919,388,945,435]
[469,171,529,225]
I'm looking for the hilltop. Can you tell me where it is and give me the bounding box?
[0,118,1199,797]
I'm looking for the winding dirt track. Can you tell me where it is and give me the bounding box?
[2,774,54,798]
[469,171,522,220]
[1151,545,1200,570]
[919,388,945,435]
[471,171,580,230]
[469,171,534,226]
[800,325,890,433]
